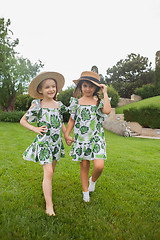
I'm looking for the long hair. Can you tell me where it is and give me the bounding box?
[37,79,58,100]
[73,80,101,106]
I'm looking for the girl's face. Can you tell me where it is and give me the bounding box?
[81,81,96,97]
[39,79,57,99]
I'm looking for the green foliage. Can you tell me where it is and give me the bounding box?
[155,51,160,84]
[135,83,158,99]
[0,111,25,122]
[107,85,119,107]
[57,86,74,122]
[106,53,154,98]
[15,94,33,111]
[0,123,160,240]
[0,18,43,111]
[124,105,160,128]
[154,50,160,94]
[57,86,74,106]
[91,65,98,73]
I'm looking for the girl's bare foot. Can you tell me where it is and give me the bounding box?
[46,205,56,216]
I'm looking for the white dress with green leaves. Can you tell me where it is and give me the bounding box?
[69,97,108,162]
[23,99,67,165]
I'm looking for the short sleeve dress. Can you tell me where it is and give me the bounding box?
[23,99,67,165]
[68,97,108,162]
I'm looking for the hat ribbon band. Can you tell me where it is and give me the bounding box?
[80,76,100,84]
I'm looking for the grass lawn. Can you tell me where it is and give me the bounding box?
[116,96,160,114]
[0,122,160,240]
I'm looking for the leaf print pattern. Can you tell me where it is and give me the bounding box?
[51,134,59,142]
[39,148,50,161]
[84,148,91,156]
[75,123,80,128]
[91,106,97,112]
[51,115,60,129]
[76,147,82,156]
[68,98,107,162]
[90,120,96,131]
[93,144,100,153]
[80,126,89,134]
[96,122,101,131]
[81,108,91,121]
[23,100,67,164]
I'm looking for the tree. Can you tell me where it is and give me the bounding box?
[105,53,154,98]
[91,65,98,73]
[0,18,43,111]
[154,50,160,93]
[91,65,105,83]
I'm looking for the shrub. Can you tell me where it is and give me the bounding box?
[134,84,157,99]
[57,87,74,122]
[15,94,34,111]
[107,85,119,108]
[124,105,160,128]
[0,111,25,122]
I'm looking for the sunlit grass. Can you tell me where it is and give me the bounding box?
[116,95,160,114]
[0,122,160,240]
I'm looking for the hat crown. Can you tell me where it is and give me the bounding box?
[80,71,100,81]
[28,71,65,99]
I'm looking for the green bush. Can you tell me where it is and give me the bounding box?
[57,87,74,122]
[134,84,157,99]
[124,105,160,128]
[107,85,119,107]
[0,111,25,122]
[15,94,34,111]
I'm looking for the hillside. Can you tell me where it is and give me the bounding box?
[116,96,160,114]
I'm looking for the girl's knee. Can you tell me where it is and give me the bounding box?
[97,165,104,172]
[43,164,54,178]
[81,160,90,168]
[94,160,104,172]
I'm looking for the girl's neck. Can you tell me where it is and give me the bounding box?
[79,96,97,105]
[40,98,59,108]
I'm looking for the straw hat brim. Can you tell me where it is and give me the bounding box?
[28,72,65,99]
[73,78,101,88]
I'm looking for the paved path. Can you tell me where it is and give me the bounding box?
[133,135,160,139]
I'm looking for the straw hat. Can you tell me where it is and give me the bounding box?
[73,71,101,87]
[28,71,65,99]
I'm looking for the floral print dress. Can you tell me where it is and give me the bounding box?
[23,99,67,165]
[69,97,108,162]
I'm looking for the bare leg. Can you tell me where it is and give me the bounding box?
[92,159,104,182]
[80,160,90,192]
[42,161,56,216]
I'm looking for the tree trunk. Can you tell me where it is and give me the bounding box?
[1,95,16,111]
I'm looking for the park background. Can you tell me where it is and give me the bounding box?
[1,0,160,239]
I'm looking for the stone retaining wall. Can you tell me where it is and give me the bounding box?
[117,94,141,107]
[103,109,160,137]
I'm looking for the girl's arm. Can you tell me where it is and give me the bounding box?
[100,84,111,115]
[61,123,66,135]
[64,116,75,145]
[20,105,47,136]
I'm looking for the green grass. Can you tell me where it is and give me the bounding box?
[116,96,160,114]
[0,122,160,240]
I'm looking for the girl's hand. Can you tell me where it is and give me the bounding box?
[100,84,108,95]
[65,135,74,146]
[33,125,48,136]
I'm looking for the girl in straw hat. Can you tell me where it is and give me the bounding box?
[65,71,111,202]
[20,71,72,216]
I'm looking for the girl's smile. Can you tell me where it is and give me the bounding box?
[81,81,96,97]
[39,79,57,99]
